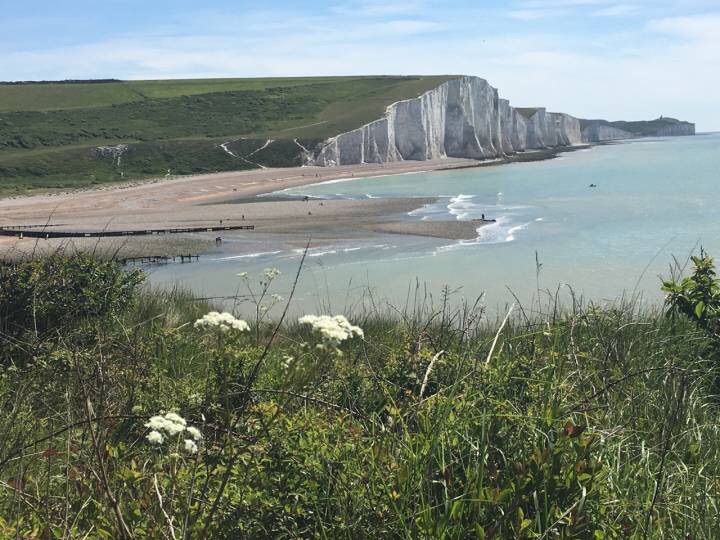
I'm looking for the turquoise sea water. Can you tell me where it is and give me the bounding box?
[148,134,720,315]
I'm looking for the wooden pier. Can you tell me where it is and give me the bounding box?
[0,224,254,239]
[120,254,201,265]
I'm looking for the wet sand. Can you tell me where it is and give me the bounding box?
[0,158,491,257]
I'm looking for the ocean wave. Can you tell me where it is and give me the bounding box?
[308,250,338,257]
[213,250,283,261]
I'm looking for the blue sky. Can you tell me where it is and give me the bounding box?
[2,0,719,129]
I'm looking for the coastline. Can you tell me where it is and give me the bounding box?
[0,146,584,259]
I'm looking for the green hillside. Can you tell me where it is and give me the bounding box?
[0,76,457,194]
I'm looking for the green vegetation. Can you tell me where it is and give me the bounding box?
[0,76,456,194]
[515,108,539,119]
[2,253,720,537]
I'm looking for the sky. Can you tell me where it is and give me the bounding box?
[2,0,719,130]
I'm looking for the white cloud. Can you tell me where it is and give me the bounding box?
[592,4,641,16]
[518,0,620,7]
[647,13,720,40]
[331,1,426,17]
[508,9,559,19]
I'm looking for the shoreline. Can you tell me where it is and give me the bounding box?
[0,145,586,259]
[0,142,589,205]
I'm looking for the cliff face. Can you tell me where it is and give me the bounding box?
[310,76,583,166]
[580,117,696,140]
[582,124,635,143]
[652,123,696,136]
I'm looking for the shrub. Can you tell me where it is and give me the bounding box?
[0,254,143,336]
[662,250,720,334]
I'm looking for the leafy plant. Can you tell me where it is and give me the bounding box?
[662,250,720,333]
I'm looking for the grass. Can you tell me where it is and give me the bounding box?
[0,76,456,194]
[515,107,540,119]
[1,254,720,537]
[0,77,432,113]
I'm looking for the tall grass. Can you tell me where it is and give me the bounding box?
[1,256,719,537]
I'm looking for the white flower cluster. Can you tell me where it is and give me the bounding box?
[194,311,250,332]
[262,267,281,280]
[145,412,203,454]
[298,314,364,344]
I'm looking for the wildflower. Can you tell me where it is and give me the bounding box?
[271,294,284,303]
[237,272,249,278]
[194,311,250,332]
[164,412,187,427]
[262,267,281,280]
[298,314,364,344]
[146,415,169,431]
[184,439,198,454]
[146,430,164,444]
[185,426,202,441]
[145,413,187,436]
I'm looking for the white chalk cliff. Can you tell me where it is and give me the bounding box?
[581,124,634,143]
[309,76,583,166]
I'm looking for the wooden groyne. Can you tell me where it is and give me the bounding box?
[120,254,201,265]
[0,224,254,239]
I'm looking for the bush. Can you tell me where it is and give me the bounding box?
[0,254,143,336]
[663,250,720,334]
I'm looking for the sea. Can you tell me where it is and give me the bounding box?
[146,133,720,317]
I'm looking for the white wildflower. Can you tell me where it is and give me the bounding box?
[185,426,202,441]
[184,439,198,454]
[299,314,364,344]
[145,413,187,436]
[271,294,284,303]
[145,415,169,431]
[146,430,164,444]
[194,311,250,332]
[262,267,281,280]
[237,272,249,278]
[281,355,295,370]
[164,412,187,427]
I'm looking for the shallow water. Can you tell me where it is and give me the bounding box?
[147,134,720,315]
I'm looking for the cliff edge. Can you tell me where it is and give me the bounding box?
[309,76,695,166]
[309,76,582,166]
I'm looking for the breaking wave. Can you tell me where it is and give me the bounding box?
[411,194,538,248]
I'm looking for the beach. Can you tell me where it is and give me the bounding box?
[0,158,490,258]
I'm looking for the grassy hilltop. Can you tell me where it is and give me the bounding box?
[0,76,456,195]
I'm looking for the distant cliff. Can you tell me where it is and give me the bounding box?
[309,76,694,166]
[580,117,695,142]
[581,124,635,143]
[310,77,582,166]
